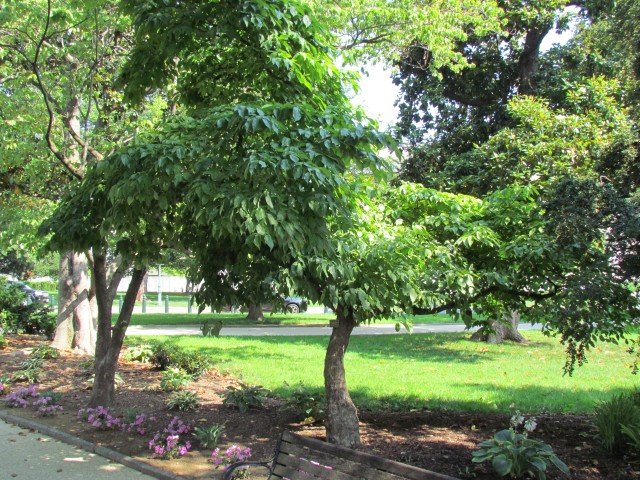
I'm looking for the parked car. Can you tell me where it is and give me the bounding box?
[7,280,50,304]
[260,297,308,314]
[283,297,307,314]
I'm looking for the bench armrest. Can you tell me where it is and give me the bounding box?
[222,460,273,480]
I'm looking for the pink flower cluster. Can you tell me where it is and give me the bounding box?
[32,396,64,416]
[78,406,122,429]
[78,407,155,435]
[148,416,192,460]
[122,413,156,436]
[211,445,252,478]
[4,385,39,408]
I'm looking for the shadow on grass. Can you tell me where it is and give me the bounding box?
[128,332,554,366]
[347,382,634,414]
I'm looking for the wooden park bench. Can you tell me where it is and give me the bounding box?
[222,431,460,480]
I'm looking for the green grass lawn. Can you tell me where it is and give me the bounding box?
[119,312,454,326]
[126,331,638,414]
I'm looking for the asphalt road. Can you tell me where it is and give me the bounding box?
[125,322,544,337]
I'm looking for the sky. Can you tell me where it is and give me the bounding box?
[352,25,577,130]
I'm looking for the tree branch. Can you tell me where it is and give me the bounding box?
[32,0,84,180]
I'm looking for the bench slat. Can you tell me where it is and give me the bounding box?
[273,463,355,480]
[278,442,407,480]
[279,432,459,480]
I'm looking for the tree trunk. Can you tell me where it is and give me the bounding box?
[324,307,360,448]
[518,26,550,96]
[136,271,148,301]
[51,251,96,355]
[88,253,145,407]
[246,304,264,322]
[471,310,526,344]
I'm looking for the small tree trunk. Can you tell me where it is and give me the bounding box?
[88,253,145,407]
[471,310,526,344]
[136,271,148,301]
[246,304,264,322]
[51,251,96,355]
[324,306,360,448]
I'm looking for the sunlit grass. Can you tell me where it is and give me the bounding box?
[127,331,638,414]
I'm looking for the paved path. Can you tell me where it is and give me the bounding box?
[0,417,158,480]
[126,322,543,337]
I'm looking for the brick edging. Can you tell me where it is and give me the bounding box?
[0,410,186,480]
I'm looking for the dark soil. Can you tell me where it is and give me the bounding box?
[1,334,638,479]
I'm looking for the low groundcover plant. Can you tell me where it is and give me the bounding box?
[32,395,63,416]
[148,416,192,459]
[78,406,155,434]
[4,384,39,408]
[211,445,252,479]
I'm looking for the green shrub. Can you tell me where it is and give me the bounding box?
[281,382,325,422]
[222,382,269,413]
[150,342,180,370]
[11,368,40,383]
[31,344,60,360]
[150,342,211,377]
[172,350,212,377]
[595,390,640,455]
[19,305,56,338]
[167,391,200,411]
[123,344,153,363]
[193,423,225,448]
[160,368,193,392]
[20,357,44,370]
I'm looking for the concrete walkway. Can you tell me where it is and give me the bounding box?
[0,413,183,480]
[126,322,543,337]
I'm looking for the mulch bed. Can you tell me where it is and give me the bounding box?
[0,333,638,479]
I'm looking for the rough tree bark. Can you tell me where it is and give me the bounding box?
[88,253,145,407]
[51,251,96,355]
[246,304,264,322]
[471,310,526,344]
[324,306,360,448]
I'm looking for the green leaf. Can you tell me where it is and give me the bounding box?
[492,455,512,476]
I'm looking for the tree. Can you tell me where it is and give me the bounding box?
[392,1,640,345]
[0,0,162,354]
[42,0,394,408]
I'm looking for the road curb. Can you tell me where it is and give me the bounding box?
[0,410,186,480]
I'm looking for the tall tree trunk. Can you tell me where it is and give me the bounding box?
[471,310,526,344]
[246,304,264,322]
[51,251,96,355]
[324,307,360,448]
[518,26,551,96]
[88,253,145,407]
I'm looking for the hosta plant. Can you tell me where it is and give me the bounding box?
[167,391,200,411]
[194,423,225,448]
[160,368,192,392]
[472,412,570,479]
[222,382,268,413]
[31,344,60,360]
